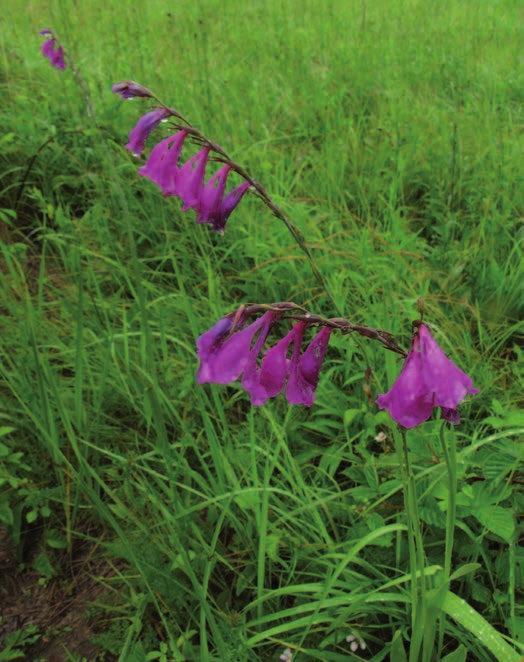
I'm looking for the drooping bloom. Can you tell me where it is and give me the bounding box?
[196,166,251,232]
[171,148,210,210]
[138,130,188,193]
[39,29,66,70]
[197,311,276,386]
[112,80,153,100]
[125,108,172,156]
[197,314,331,406]
[376,323,478,428]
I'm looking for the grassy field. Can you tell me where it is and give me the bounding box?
[0,0,523,660]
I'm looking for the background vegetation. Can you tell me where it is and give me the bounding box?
[0,0,522,659]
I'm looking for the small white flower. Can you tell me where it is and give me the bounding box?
[350,641,359,652]
[374,431,387,442]
[279,648,293,662]
[346,635,356,643]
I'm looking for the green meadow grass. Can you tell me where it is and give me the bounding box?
[0,0,523,659]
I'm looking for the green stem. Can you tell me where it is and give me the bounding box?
[437,423,457,658]
[394,427,426,662]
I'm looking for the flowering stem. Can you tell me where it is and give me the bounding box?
[229,301,407,356]
[49,29,95,118]
[437,422,456,658]
[394,427,426,662]
[140,87,335,305]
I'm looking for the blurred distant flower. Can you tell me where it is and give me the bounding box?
[197,312,331,406]
[39,29,66,70]
[374,431,387,442]
[377,323,478,428]
[126,107,172,156]
[279,648,293,662]
[112,80,153,99]
[139,130,188,193]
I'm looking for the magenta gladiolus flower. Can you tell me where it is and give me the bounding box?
[39,29,66,70]
[51,46,65,70]
[125,108,172,156]
[112,80,153,100]
[197,314,331,406]
[172,148,210,210]
[376,323,478,428]
[138,130,188,193]
[197,312,276,385]
[195,166,251,232]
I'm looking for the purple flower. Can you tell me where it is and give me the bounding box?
[125,108,172,156]
[112,80,153,100]
[51,45,65,70]
[39,29,66,70]
[138,130,188,193]
[171,148,210,210]
[287,326,332,406]
[41,39,55,59]
[376,323,478,428]
[197,311,276,386]
[196,165,232,224]
[195,167,251,232]
[209,181,251,233]
[197,315,331,407]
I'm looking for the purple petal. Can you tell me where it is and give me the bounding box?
[242,323,299,405]
[441,407,460,425]
[125,108,171,156]
[376,323,478,428]
[172,148,210,211]
[197,312,275,385]
[376,347,433,428]
[41,39,55,60]
[51,46,66,70]
[39,28,53,36]
[287,325,330,406]
[210,180,251,232]
[417,324,479,409]
[196,165,231,224]
[138,130,188,193]
[112,81,152,100]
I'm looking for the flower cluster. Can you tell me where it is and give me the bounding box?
[197,308,478,426]
[197,310,331,407]
[39,29,66,70]
[112,83,251,233]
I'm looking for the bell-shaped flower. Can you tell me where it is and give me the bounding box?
[40,32,66,70]
[210,181,251,232]
[112,80,153,100]
[51,46,65,70]
[171,148,210,210]
[196,165,231,225]
[376,323,478,428]
[138,130,187,194]
[125,108,171,156]
[287,326,332,406]
[197,312,276,386]
[243,323,331,407]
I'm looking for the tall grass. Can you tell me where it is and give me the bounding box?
[0,0,522,659]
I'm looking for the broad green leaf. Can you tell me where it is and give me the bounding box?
[441,644,467,662]
[475,506,515,543]
[442,591,520,661]
[390,630,407,662]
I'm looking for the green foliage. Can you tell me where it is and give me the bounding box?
[0,0,523,659]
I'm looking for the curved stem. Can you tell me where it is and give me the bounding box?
[437,422,457,658]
